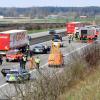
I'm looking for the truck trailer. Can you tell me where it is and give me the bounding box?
[0,30,29,54]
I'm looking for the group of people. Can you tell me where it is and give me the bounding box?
[19,52,41,71]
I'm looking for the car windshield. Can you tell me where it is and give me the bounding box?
[54,39,60,42]
[49,30,56,34]
[9,71,19,74]
[34,45,43,49]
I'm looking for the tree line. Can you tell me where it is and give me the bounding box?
[0,6,100,18]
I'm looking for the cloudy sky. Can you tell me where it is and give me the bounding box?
[0,0,100,7]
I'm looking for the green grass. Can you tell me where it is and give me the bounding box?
[0,18,67,24]
[28,29,48,34]
[28,27,65,34]
[58,67,100,100]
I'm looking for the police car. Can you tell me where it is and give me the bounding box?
[6,69,30,83]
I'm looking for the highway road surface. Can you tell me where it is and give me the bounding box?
[0,35,92,99]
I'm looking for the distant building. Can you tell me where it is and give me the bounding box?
[46,15,59,19]
[79,16,87,18]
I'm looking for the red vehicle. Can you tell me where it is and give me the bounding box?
[79,27,97,41]
[66,22,90,38]
[66,22,84,36]
[0,30,29,54]
[85,25,100,39]
[6,49,23,62]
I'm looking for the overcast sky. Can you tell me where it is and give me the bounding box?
[0,0,100,7]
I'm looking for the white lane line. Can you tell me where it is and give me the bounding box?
[0,43,90,89]
[64,44,90,56]
[0,83,8,89]
[29,63,48,73]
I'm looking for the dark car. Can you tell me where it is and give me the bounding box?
[32,44,50,54]
[48,29,56,35]
[53,34,62,41]
[6,69,30,83]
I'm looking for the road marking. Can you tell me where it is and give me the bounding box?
[64,44,90,56]
[0,83,8,89]
[0,43,90,89]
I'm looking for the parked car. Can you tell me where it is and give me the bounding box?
[6,49,23,62]
[52,39,63,47]
[6,69,30,83]
[32,44,50,54]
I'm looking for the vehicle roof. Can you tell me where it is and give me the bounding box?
[7,49,19,53]
[0,30,27,34]
[10,69,19,72]
[34,44,44,47]
[53,39,61,42]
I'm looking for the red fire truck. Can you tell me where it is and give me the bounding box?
[0,30,29,54]
[66,22,84,36]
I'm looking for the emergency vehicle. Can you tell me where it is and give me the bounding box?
[66,22,83,36]
[66,22,90,37]
[0,30,29,54]
[85,25,100,38]
[79,27,97,41]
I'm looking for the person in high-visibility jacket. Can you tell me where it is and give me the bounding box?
[35,56,40,69]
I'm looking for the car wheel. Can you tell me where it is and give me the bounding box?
[28,76,30,80]
[6,59,9,62]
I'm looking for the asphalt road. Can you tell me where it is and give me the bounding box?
[0,35,91,99]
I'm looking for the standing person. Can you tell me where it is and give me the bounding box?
[71,35,74,41]
[29,55,35,69]
[35,56,40,69]
[22,55,27,69]
[68,35,71,44]
[26,44,30,58]
[0,55,3,65]
[19,55,23,71]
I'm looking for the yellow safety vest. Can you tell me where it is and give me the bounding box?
[35,58,40,64]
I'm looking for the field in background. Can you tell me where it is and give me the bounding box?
[0,17,100,24]
[0,18,67,24]
[28,27,65,34]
